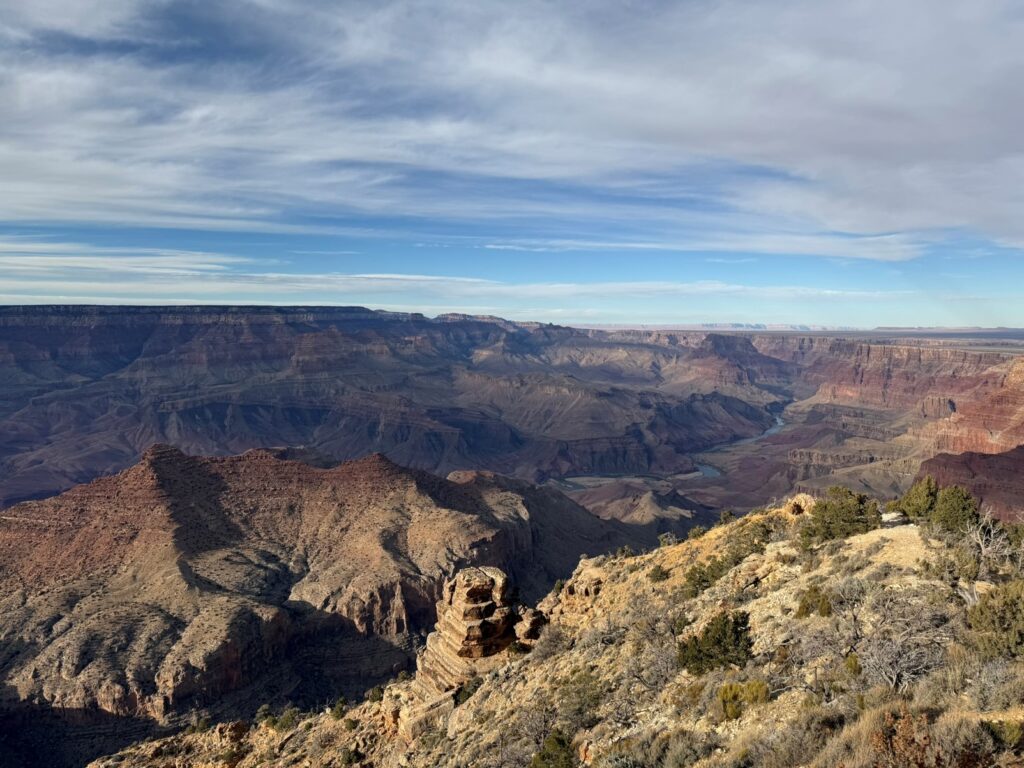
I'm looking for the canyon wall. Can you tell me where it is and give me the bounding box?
[3,306,1024,521]
[0,306,783,507]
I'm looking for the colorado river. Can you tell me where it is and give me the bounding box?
[694,413,786,477]
[695,463,722,478]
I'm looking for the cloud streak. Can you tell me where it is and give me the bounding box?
[2,0,1024,263]
[0,241,914,305]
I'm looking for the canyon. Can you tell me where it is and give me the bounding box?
[4,307,1024,528]
[4,306,1024,765]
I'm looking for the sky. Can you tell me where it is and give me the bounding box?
[2,1,1024,327]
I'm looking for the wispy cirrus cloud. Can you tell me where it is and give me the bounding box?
[3,0,1024,262]
[8,236,1022,327]
[0,240,911,305]
[5,1,1024,329]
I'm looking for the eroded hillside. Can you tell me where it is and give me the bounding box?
[90,489,1024,767]
[0,447,636,765]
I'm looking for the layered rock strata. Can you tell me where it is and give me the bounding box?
[0,306,783,507]
[398,567,542,740]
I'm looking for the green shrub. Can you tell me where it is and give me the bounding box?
[365,685,384,702]
[273,706,300,732]
[717,679,769,720]
[680,561,715,598]
[672,613,693,635]
[969,580,1024,659]
[648,564,670,582]
[800,486,881,546]
[719,509,736,526]
[329,697,347,720]
[742,678,769,704]
[678,518,780,598]
[454,676,483,706]
[931,485,980,535]
[185,714,211,734]
[217,746,246,768]
[339,746,364,765]
[717,683,745,721]
[984,720,1024,751]
[343,717,358,731]
[658,532,679,547]
[557,670,605,732]
[530,729,576,767]
[677,611,753,675]
[795,584,833,618]
[844,652,862,677]
[688,525,708,540]
[888,476,938,521]
[254,703,273,724]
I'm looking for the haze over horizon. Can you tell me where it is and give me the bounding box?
[3,1,1024,326]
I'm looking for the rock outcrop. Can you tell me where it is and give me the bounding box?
[398,567,542,740]
[918,358,1024,456]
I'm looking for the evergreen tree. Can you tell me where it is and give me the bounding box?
[931,485,980,534]
[801,486,881,545]
[969,580,1024,659]
[889,476,938,521]
[677,611,753,674]
[530,729,576,768]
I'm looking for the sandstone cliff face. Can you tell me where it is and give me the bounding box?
[751,335,1012,409]
[0,448,620,724]
[397,567,541,741]
[914,358,1024,456]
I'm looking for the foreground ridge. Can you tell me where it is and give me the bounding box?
[88,490,1024,767]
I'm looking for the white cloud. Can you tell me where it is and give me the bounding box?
[0,0,1023,260]
[0,241,913,305]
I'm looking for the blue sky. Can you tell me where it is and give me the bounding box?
[2,1,1024,326]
